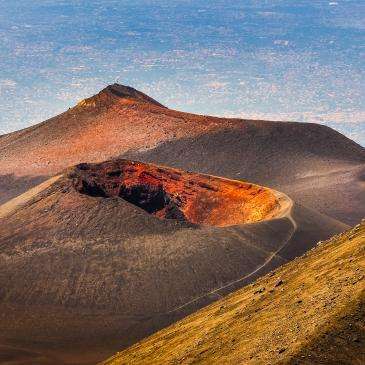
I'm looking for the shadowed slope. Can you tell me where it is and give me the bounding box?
[124,126,365,225]
[0,159,347,364]
[0,84,364,225]
[102,222,365,365]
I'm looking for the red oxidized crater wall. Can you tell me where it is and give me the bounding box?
[72,159,280,227]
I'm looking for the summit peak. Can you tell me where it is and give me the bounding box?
[76,83,165,109]
[102,83,165,107]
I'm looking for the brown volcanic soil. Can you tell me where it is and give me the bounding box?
[0,84,364,225]
[72,160,281,227]
[102,221,365,365]
[0,160,347,364]
[124,125,365,226]
[0,84,240,178]
[0,85,363,364]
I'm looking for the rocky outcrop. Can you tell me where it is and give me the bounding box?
[71,159,281,227]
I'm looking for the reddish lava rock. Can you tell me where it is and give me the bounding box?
[71,159,281,227]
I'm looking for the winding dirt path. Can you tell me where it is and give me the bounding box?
[0,171,296,319]
[0,175,62,219]
[165,191,296,314]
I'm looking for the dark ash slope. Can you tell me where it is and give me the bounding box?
[0,163,346,364]
[123,124,365,225]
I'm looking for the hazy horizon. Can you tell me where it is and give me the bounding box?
[0,0,364,145]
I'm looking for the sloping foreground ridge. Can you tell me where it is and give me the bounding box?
[102,221,365,365]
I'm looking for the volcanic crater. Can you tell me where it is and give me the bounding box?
[71,159,281,227]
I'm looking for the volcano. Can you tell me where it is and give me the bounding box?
[0,84,364,364]
[1,84,364,224]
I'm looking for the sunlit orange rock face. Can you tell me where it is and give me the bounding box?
[0,84,243,177]
[72,159,279,227]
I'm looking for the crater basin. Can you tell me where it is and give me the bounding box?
[71,159,281,227]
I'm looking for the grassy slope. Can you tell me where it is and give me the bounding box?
[102,221,365,365]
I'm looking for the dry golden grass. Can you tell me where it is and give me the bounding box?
[102,221,365,365]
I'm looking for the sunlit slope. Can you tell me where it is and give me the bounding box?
[102,221,365,365]
[0,84,238,179]
[0,84,364,225]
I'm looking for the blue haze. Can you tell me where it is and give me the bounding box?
[0,0,364,145]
